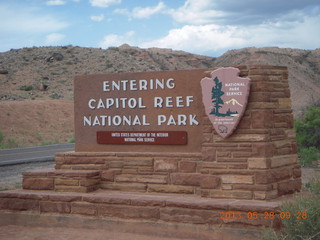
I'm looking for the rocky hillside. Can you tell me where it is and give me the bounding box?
[0,44,215,102]
[215,47,320,117]
[0,45,319,116]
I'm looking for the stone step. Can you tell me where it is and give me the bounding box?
[0,189,283,228]
[22,168,100,192]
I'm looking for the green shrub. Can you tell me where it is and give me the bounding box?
[298,146,320,166]
[295,107,320,165]
[294,107,320,149]
[263,178,320,240]
[69,138,75,143]
[0,131,20,149]
[0,131,4,143]
[19,85,33,91]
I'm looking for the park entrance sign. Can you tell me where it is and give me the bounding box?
[0,65,303,235]
[74,69,206,152]
[11,65,301,202]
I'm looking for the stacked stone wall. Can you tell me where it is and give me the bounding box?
[49,65,301,200]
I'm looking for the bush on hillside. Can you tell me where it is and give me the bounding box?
[294,107,320,165]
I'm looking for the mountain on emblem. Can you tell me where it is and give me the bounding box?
[200,67,251,138]
[225,98,243,107]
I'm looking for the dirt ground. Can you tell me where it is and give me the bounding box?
[0,100,74,147]
[0,225,183,240]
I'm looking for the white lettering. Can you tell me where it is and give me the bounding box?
[189,115,199,125]
[84,116,91,126]
[167,115,176,125]
[140,80,148,90]
[130,80,137,90]
[97,99,105,109]
[176,96,184,107]
[165,97,173,108]
[154,97,163,108]
[103,81,110,91]
[158,115,166,125]
[186,96,194,107]
[178,114,187,125]
[88,99,96,109]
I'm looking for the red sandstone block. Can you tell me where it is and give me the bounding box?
[63,157,105,164]
[221,175,254,184]
[130,197,165,207]
[154,158,178,172]
[101,170,120,181]
[201,147,216,161]
[249,92,271,102]
[202,125,213,133]
[171,173,202,186]
[22,169,54,177]
[54,185,93,193]
[83,195,131,205]
[98,204,160,220]
[254,190,279,200]
[160,208,220,224]
[233,184,272,191]
[71,202,97,216]
[165,197,231,210]
[228,164,248,169]
[202,133,213,143]
[115,174,168,184]
[148,184,194,194]
[48,194,82,202]
[0,198,39,211]
[79,178,100,187]
[238,117,251,129]
[255,171,272,184]
[100,182,147,192]
[209,190,253,200]
[23,177,54,190]
[179,161,197,173]
[252,143,275,158]
[122,157,153,166]
[200,176,220,189]
[293,165,301,178]
[251,110,273,129]
[52,170,100,177]
[40,201,71,213]
[270,155,298,168]
[278,179,301,196]
[54,178,79,186]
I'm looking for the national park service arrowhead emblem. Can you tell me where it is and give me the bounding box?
[200,67,251,138]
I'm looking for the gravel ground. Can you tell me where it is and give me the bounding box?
[0,161,54,190]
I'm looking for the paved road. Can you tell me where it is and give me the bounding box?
[0,143,74,166]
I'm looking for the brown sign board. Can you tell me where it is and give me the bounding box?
[74,69,208,152]
[97,131,187,145]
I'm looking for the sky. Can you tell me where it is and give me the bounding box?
[0,0,319,57]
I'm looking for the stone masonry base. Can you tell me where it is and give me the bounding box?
[0,189,285,233]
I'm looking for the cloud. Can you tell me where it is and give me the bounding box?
[170,0,224,25]
[171,0,320,25]
[114,2,166,19]
[141,25,245,55]
[45,33,65,44]
[0,5,69,33]
[46,0,66,6]
[99,31,135,48]
[90,14,105,22]
[89,0,121,8]
[140,13,320,56]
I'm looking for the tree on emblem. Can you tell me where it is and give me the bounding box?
[210,77,225,116]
